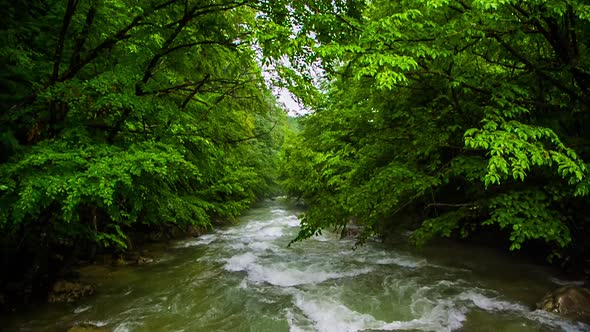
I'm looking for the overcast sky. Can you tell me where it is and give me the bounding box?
[275,87,306,116]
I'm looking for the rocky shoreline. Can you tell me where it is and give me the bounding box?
[0,223,208,314]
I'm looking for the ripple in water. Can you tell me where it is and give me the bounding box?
[5,200,590,332]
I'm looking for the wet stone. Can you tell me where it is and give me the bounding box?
[136,256,154,265]
[48,281,94,303]
[537,285,590,322]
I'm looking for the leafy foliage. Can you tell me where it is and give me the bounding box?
[0,0,287,251]
[271,0,590,257]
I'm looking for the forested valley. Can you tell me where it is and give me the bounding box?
[0,0,288,308]
[2,0,590,330]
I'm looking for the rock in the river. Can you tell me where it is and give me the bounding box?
[537,285,590,322]
[126,251,154,265]
[112,254,127,266]
[48,280,94,303]
[112,252,154,266]
[136,256,154,264]
[66,323,107,332]
[186,225,203,237]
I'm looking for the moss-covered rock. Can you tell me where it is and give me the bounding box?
[47,281,94,303]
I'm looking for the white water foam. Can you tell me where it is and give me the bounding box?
[255,226,284,239]
[73,305,91,314]
[78,320,109,327]
[175,234,216,247]
[249,241,278,252]
[289,289,467,332]
[449,289,590,331]
[247,264,373,287]
[285,308,309,332]
[549,276,586,286]
[374,257,425,267]
[227,242,247,250]
[354,255,426,268]
[192,204,588,332]
[456,290,528,312]
[271,208,288,216]
[239,278,249,289]
[527,309,590,332]
[284,215,301,228]
[382,300,467,332]
[224,252,257,272]
[291,290,386,332]
[312,232,341,242]
[224,222,285,241]
[113,321,143,332]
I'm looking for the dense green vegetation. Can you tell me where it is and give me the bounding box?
[2,0,590,309]
[272,0,590,260]
[0,0,286,306]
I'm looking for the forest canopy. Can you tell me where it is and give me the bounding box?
[0,0,287,282]
[2,0,590,308]
[271,0,590,258]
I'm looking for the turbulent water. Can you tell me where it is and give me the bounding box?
[5,199,590,331]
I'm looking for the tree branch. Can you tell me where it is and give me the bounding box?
[51,0,78,84]
[60,0,180,82]
[181,74,210,109]
[70,2,98,68]
[197,78,255,122]
[223,121,279,144]
[138,0,249,92]
[494,36,581,100]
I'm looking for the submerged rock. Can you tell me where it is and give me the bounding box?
[111,254,127,266]
[112,252,154,266]
[136,256,154,265]
[126,251,154,265]
[537,285,590,322]
[48,280,94,303]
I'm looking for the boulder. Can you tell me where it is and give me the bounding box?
[537,285,590,322]
[48,280,94,303]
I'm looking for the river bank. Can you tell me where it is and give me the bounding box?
[0,219,211,314]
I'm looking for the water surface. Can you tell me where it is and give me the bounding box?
[4,199,589,331]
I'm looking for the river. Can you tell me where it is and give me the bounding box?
[4,199,589,331]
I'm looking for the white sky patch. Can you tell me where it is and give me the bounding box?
[252,13,324,117]
[260,55,315,117]
[276,87,306,116]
